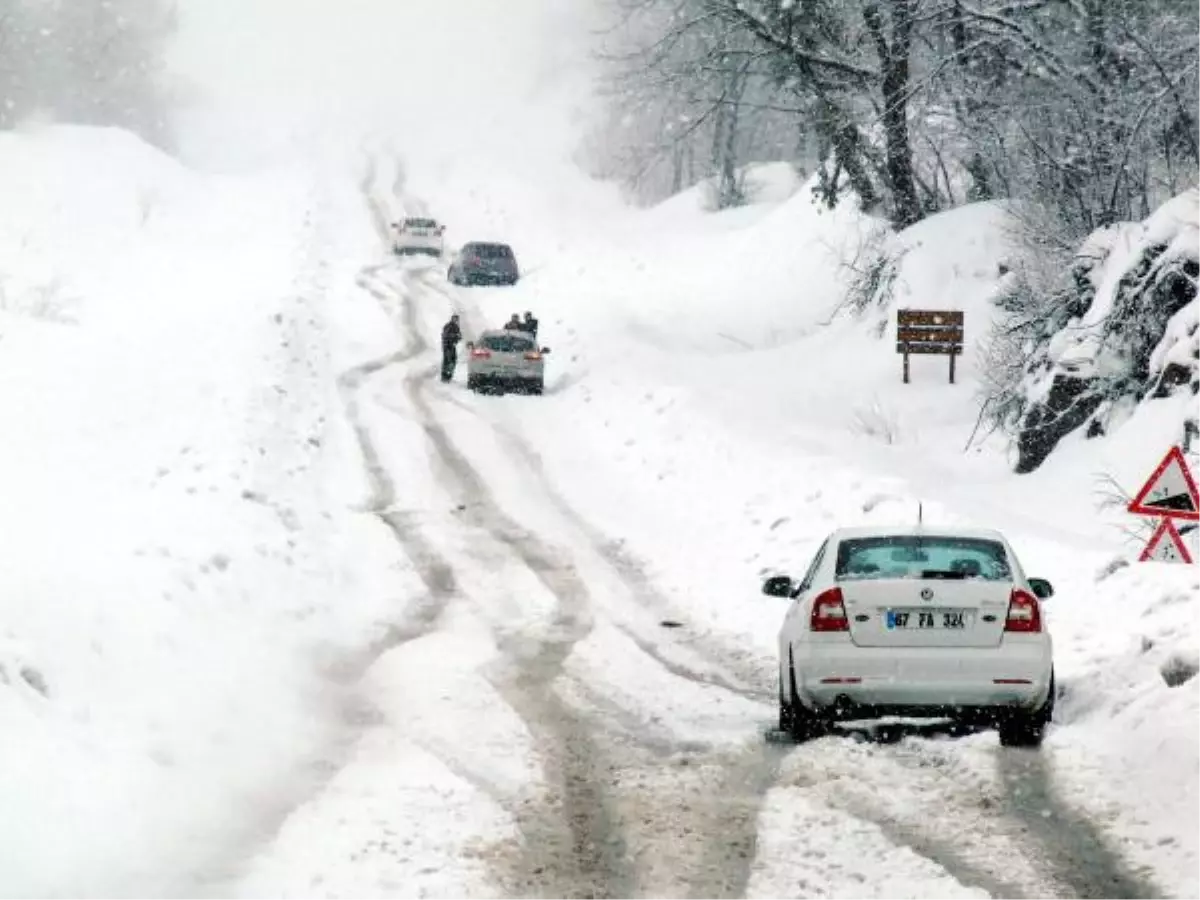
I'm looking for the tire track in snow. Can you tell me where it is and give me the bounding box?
[413,263,775,704]
[784,730,1165,899]
[330,161,462,657]
[411,266,789,899]
[358,180,633,897]
[394,278,632,900]
[995,749,1162,898]
[336,287,456,652]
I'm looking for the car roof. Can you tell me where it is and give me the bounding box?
[477,329,533,339]
[829,524,1009,542]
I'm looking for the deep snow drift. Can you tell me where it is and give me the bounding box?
[0,125,408,895]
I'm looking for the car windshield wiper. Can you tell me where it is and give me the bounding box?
[920,569,968,580]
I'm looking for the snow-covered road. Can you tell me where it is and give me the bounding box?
[224,173,1171,899]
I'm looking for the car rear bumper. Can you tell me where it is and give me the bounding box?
[394,239,443,254]
[462,269,517,284]
[790,639,1052,714]
[467,371,542,389]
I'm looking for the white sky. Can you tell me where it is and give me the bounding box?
[168,0,598,169]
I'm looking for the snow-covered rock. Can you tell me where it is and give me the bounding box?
[1014,190,1199,472]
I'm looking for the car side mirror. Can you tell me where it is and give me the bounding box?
[1028,577,1053,600]
[465,341,474,350]
[540,347,551,354]
[762,575,794,598]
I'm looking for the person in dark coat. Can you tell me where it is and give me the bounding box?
[503,313,522,331]
[521,311,539,340]
[441,313,462,382]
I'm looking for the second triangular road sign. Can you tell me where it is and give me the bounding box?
[1128,446,1199,520]
[1139,518,1194,564]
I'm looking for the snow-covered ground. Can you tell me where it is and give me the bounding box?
[0,114,1194,898]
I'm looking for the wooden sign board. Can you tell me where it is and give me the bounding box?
[899,310,964,327]
[895,343,962,355]
[896,309,964,384]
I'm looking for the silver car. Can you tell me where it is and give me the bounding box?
[466,329,549,394]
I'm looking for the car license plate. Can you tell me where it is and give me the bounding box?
[885,608,970,630]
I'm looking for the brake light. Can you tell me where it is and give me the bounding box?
[523,351,542,361]
[1004,588,1042,633]
[810,587,848,632]
[470,348,491,359]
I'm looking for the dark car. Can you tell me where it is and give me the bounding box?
[448,242,519,286]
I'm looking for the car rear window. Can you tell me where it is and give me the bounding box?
[404,218,437,228]
[481,334,534,353]
[835,535,1011,581]
[473,243,513,259]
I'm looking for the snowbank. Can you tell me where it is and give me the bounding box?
[0,126,398,895]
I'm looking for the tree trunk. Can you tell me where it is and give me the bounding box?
[718,65,747,208]
[865,0,921,228]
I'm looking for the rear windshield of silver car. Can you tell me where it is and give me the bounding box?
[405,218,437,228]
[835,536,1011,581]
[482,334,535,352]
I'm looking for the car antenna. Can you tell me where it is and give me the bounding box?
[917,502,923,525]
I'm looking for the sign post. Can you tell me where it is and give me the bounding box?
[1127,445,1198,564]
[896,309,964,385]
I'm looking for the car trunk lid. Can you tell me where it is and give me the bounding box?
[840,578,1010,648]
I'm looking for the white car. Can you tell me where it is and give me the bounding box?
[392,217,445,256]
[765,525,1055,747]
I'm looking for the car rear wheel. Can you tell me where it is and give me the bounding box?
[467,374,480,392]
[997,671,1054,748]
[786,651,827,743]
[778,669,795,732]
[528,379,544,396]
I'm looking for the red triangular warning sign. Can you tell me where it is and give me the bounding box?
[1139,518,1194,564]
[1128,446,1199,521]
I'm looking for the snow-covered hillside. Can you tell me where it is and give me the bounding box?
[0,126,409,894]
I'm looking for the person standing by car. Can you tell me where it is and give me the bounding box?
[503,313,522,331]
[441,313,462,383]
[521,311,539,340]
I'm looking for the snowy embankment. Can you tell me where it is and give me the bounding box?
[0,126,404,895]
[453,167,1198,895]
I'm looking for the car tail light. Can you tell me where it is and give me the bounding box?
[810,587,848,632]
[470,348,491,359]
[523,351,542,361]
[1004,588,1042,633]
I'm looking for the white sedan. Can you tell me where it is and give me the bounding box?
[764,525,1055,747]
[392,217,445,256]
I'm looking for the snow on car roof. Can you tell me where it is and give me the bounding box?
[830,524,1008,541]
